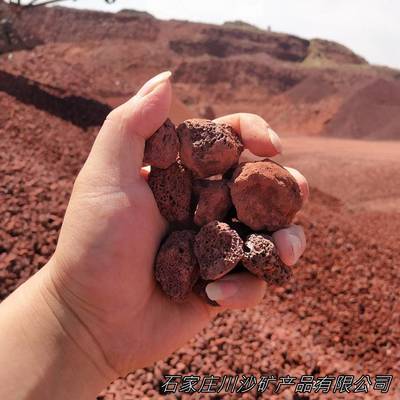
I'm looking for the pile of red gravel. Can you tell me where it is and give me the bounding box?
[0,91,95,298]
[1,92,399,399]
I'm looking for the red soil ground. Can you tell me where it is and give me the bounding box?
[1,88,399,398]
[0,2,399,399]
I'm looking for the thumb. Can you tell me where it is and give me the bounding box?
[79,71,172,186]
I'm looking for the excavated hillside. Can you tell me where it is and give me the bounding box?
[0,2,399,138]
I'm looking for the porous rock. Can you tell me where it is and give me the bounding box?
[194,221,244,280]
[230,159,302,231]
[155,230,199,302]
[193,179,232,226]
[148,161,192,224]
[177,119,244,178]
[242,234,291,285]
[144,118,179,169]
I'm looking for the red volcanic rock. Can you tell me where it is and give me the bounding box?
[155,230,199,302]
[144,118,179,169]
[177,119,244,178]
[230,159,302,231]
[242,234,291,285]
[194,221,243,280]
[193,179,232,226]
[148,161,192,224]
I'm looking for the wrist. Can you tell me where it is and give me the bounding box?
[0,261,117,400]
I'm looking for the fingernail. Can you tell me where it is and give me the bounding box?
[267,127,282,154]
[288,234,302,263]
[137,71,172,97]
[205,280,238,301]
[285,167,309,203]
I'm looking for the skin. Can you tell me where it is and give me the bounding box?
[0,71,308,399]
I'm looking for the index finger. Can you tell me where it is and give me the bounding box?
[214,113,282,157]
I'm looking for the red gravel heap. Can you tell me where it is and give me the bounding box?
[3,84,399,399]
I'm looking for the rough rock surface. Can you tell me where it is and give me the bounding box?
[143,118,179,169]
[193,179,231,226]
[177,119,243,178]
[148,161,192,224]
[242,233,291,285]
[194,221,244,280]
[230,159,302,231]
[155,230,199,302]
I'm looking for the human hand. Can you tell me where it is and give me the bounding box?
[43,71,309,378]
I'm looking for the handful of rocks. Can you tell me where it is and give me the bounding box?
[145,118,303,303]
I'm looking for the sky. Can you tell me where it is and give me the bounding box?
[56,0,399,69]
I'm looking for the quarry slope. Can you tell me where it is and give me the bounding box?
[0,2,399,139]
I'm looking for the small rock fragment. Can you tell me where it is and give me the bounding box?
[155,230,199,302]
[242,234,291,285]
[230,159,302,231]
[144,118,179,169]
[194,221,244,280]
[148,161,192,224]
[177,119,244,178]
[193,179,232,226]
